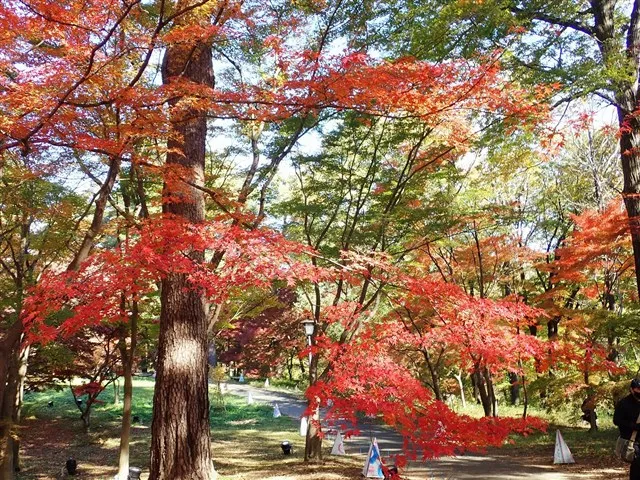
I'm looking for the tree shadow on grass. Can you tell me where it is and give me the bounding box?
[17,417,126,479]
[211,427,364,479]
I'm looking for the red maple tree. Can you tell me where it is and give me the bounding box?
[1,0,554,477]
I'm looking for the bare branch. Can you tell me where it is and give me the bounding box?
[511,6,594,36]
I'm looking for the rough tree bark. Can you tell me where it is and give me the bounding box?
[149,1,217,478]
[0,328,24,478]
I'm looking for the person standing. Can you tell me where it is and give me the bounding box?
[614,379,640,480]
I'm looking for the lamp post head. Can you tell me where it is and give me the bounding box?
[301,319,315,338]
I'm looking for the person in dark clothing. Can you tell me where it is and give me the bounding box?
[614,379,640,480]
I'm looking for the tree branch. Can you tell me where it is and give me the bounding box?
[510,6,594,36]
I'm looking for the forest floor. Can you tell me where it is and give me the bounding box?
[15,379,629,480]
[15,416,628,480]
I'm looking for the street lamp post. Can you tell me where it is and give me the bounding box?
[301,319,314,368]
[301,319,317,461]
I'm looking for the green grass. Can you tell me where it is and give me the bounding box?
[22,377,157,429]
[505,425,618,457]
[18,379,621,479]
[210,395,297,431]
[19,378,307,480]
[421,396,620,459]
[22,377,298,434]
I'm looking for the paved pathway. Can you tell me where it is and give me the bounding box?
[223,382,625,480]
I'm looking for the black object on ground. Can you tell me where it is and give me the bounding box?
[280,441,292,455]
[65,458,77,475]
[128,466,142,479]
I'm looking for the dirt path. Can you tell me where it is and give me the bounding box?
[404,453,626,480]
[224,382,628,480]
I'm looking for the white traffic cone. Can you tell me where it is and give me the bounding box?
[553,429,575,464]
[331,431,346,455]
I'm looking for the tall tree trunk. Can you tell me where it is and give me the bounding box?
[114,380,120,405]
[151,278,213,479]
[1,348,19,478]
[116,300,138,480]
[81,409,91,432]
[592,0,640,300]
[0,391,16,478]
[521,374,529,419]
[305,283,323,461]
[472,367,491,416]
[0,323,23,479]
[298,357,306,376]
[454,370,466,409]
[286,354,293,381]
[149,5,216,478]
[422,349,442,401]
[619,111,640,300]
[508,371,520,406]
[11,344,28,473]
[304,404,322,461]
[588,409,598,433]
[471,372,480,404]
[484,368,498,417]
[116,354,134,479]
[304,338,322,461]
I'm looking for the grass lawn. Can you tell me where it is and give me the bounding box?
[17,378,364,479]
[15,379,626,479]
